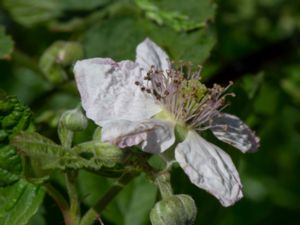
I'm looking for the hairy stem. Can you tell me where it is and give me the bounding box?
[65,171,80,225]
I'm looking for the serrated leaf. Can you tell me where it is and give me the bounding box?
[0,26,14,59]
[153,0,215,23]
[11,131,105,170]
[0,93,44,225]
[12,131,79,169]
[0,179,44,225]
[83,15,215,64]
[135,0,207,32]
[0,92,31,144]
[0,145,21,186]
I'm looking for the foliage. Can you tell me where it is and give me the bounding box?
[0,0,300,224]
[0,92,44,225]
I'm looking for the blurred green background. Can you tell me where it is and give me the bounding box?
[1,0,300,224]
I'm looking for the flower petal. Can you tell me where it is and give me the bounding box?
[175,131,243,207]
[210,113,260,153]
[136,38,170,71]
[74,58,161,126]
[101,119,175,154]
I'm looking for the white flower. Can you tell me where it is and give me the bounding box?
[74,38,260,207]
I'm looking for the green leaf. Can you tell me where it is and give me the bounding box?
[0,145,21,186]
[59,0,110,10]
[0,93,44,225]
[2,0,62,27]
[11,131,109,170]
[78,172,157,225]
[135,0,209,32]
[153,0,215,23]
[0,179,45,225]
[281,65,300,103]
[0,92,31,144]
[28,206,46,225]
[0,26,14,59]
[2,0,111,27]
[83,15,215,64]
[12,131,80,169]
[103,174,157,225]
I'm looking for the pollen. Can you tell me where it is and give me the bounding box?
[135,61,234,131]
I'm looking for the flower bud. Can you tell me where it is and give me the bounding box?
[39,41,83,84]
[150,194,197,225]
[56,42,84,66]
[60,107,88,132]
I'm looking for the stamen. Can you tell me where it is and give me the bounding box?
[138,61,234,131]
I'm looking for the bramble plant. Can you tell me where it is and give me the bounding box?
[1,39,259,225]
[5,0,300,225]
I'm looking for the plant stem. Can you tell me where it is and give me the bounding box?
[65,171,80,225]
[45,184,74,225]
[79,172,138,225]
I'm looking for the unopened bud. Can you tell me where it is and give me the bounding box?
[60,107,88,132]
[56,42,84,66]
[150,194,197,225]
[39,41,83,84]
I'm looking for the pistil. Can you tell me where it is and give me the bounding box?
[135,62,234,132]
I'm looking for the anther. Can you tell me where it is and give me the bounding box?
[134,81,140,86]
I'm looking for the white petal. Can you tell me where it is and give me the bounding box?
[74,58,161,126]
[101,119,175,154]
[136,38,170,71]
[210,113,260,153]
[175,131,243,207]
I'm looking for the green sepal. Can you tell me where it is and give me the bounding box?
[73,140,126,168]
[12,131,124,171]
